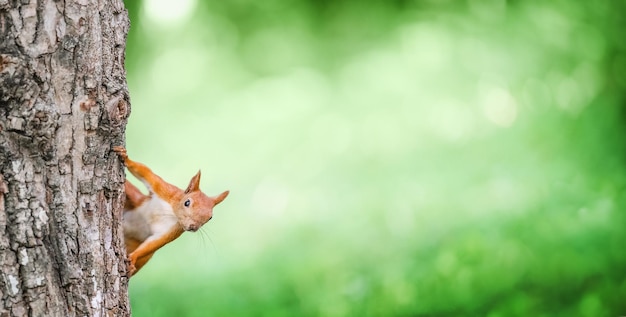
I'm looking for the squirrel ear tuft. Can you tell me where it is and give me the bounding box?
[213,190,229,205]
[184,170,201,194]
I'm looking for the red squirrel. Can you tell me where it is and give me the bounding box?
[113,146,229,276]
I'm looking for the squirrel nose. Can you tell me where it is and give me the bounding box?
[187,224,199,232]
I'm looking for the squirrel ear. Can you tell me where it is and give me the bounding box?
[184,170,201,194]
[213,190,229,205]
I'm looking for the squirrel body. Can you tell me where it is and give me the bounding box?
[113,146,229,276]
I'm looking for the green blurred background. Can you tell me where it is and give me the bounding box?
[122,0,626,316]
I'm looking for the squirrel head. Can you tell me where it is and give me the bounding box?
[177,170,229,232]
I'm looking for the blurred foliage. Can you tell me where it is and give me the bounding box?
[122,0,626,316]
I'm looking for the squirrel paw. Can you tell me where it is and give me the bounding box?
[112,146,128,161]
[127,258,137,277]
[128,264,137,277]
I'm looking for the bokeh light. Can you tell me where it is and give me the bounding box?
[123,1,626,316]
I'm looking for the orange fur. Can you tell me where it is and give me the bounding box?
[113,146,229,276]
[124,181,148,211]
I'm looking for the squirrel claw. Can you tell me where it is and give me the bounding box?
[112,146,128,160]
[127,258,137,277]
[128,264,136,277]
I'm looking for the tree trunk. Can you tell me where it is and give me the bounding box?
[0,0,131,316]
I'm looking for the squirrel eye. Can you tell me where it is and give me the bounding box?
[184,199,191,207]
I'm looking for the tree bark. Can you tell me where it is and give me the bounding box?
[0,0,131,316]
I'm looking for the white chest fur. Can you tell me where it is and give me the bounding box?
[123,195,179,241]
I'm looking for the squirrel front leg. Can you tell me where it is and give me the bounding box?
[128,225,185,276]
[113,146,180,201]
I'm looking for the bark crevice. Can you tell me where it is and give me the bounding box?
[0,0,131,315]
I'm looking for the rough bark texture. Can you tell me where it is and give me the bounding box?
[0,0,131,316]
